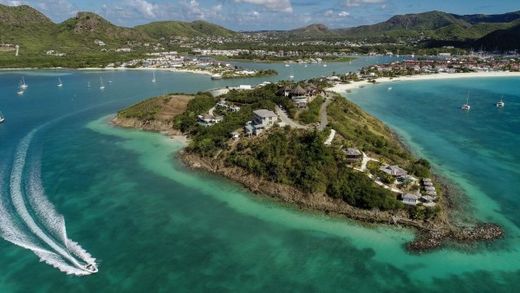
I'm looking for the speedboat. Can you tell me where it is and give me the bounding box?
[496,97,505,108]
[323,64,328,67]
[289,75,294,79]
[57,78,63,87]
[82,263,98,274]
[17,89,24,96]
[99,77,105,90]
[152,71,157,83]
[387,87,392,91]
[285,64,290,67]
[0,112,5,123]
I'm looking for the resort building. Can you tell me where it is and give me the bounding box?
[245,109,278,136]
[345,148,363,161]
[380,165,408,178]
[402,194,419,206]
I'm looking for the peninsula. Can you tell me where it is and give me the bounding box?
[113,80,503,252]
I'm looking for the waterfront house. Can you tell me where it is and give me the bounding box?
[402,194,419,206]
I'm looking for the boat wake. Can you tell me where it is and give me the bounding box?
[0,129,97,276]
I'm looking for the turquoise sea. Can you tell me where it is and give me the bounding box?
[1,60,520,292]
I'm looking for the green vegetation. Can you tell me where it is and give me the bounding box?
[135,20,237,38]
[298,96,324,124]
[222,69,278,79]
[228,128,402,211]
[117,95,170,121]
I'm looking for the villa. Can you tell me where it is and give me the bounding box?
[198,114,223,127]
[380,165,408,178]
[245,109,278,136]
[345,148,363,161]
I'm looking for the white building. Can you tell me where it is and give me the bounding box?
[245,109,278,136]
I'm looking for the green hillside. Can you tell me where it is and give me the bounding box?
[135,20,237,38]
[474,23,520,51]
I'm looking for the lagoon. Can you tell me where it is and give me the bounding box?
[0,61,519,291]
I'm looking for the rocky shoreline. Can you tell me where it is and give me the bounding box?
[179,151,504,252]
[111,100,504,253]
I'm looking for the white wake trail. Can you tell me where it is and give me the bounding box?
[8,130,97,275]
[28,160,97,265]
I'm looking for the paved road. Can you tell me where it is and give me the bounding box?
[275,105,307,129]
[318,97,332,131]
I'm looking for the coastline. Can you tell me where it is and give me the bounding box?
[328,71,520,93]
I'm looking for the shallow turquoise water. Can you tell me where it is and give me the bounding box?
[0,65,520,292]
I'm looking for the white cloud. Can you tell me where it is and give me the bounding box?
[346,0,385,7]
[338,11,350,17]
[129,0,159,18]
[234,0,293,13]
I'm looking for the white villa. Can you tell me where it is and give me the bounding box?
[245,109,278,136]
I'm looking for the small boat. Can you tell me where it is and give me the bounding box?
[20,77,28,90]
[82,263,98,274]
[211,74,223,80]
[289,75,294,79]
[57,77,63,87]
[461,92,471,111]
[87,81,91,88]
[496,97,505,108]
[17,89,24,96]
[0,111,5,123]
[152,72,157,83]
[387,87,393,91]
[285,64,290,67]
[99,77,105,90]
[304,64,308,68]
[323,64,328,67]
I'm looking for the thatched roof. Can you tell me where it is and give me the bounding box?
[291,85,306,96]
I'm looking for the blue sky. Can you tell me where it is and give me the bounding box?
[1,0,519,30]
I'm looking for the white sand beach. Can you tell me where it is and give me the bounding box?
[328,71,520,93]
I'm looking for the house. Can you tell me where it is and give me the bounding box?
[292,96,308,108]
[197,114,223,127]
[345,148,362,161]
[380,165,408,177]
[245,109,278,136]
[402,194,419,206]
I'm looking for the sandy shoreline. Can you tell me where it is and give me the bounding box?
[328,71,520,93]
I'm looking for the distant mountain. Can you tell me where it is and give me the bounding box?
[135,20,237,38]
[286,10,520,42]
[473,23,520,51]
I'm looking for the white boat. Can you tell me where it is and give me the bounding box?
[0,111,5,123]
[387,87,393,91]
[20,77,28,90]
[57,78,63,87]
[289,75,294,79]
[99,77,105,90]
[211,74,223,80]
[323,64,328,67]
[461,93,471,111]
[17,89,24,96]
[87,81,91,88]
[285,64,290,67]
[82,263,98,274]
[496,97,505,108]
[152,72,157,83]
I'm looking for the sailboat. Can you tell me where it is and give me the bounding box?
[496,96,505,108]
[461,92,471,111]
[20,77,28,90]
[57,77,63,87]
[152,72,157,83]
[0,111,5,123]
[99,77,105,90]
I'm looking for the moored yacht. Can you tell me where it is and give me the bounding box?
[496,97,505,108]
[20,77,28,90]
[99,77,105,90]
[461,93,471,111]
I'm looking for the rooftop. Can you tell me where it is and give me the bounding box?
[253,109,277,118]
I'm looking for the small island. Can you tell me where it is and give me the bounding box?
[113,80,503,252]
